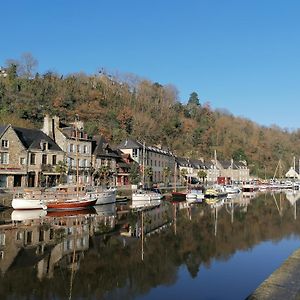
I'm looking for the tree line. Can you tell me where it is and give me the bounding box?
[1,54,300,178]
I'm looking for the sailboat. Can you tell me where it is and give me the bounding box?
[44,117,97,211]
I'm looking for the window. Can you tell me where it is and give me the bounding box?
[0,233,5,246]
[132,149,138,158]
[30,153,36,165]
[41,142,47,151]
[1,140,8,148]
[83,159,87,167]
[20,157,26,165]
[26,231,32,244]
[0,153,8,164]
[52,155,57,165]
[77,145,80,153]
[42,154,47,165]
[83,145,88,154]
[70,144,74,152]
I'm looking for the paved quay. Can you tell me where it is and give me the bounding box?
[247,248,300,300]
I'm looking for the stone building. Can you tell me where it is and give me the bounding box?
[92,135,120,186]
[42,115,93,185]
[117,138,174,186]
[0,124,64,188]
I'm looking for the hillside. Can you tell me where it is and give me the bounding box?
[1,63,300,178]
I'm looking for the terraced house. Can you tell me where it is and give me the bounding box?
[42,115,93,185]
[0,124,64,188]
[117,139,175,186]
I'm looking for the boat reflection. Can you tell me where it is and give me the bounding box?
[130,199,162,209]
[11,209,47,221]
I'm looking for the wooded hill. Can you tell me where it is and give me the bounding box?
[1,60,300,178]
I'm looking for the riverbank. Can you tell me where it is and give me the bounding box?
[247,248,300,299]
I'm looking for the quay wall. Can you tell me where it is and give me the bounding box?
[247,248,300,299]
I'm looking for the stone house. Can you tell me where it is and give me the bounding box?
[92,135,121,186]
[217,159,250,183]
[42,115,93,185]
[0,124,64,188]
[117,138,174,186]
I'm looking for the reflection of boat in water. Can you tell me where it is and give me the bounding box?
[130,199,161,209]
[94,202,116,216]
[11,209,47,221]
[186,189,204,203]
[206,197,225,208]
[205,185,227,198]
[46,207,96,218]
[171,191,187,201]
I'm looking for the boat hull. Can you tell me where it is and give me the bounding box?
[12,198,46,210]
[95,189,116,205]
[46,197,97,211]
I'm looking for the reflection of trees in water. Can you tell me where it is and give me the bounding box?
[1,193,300,299]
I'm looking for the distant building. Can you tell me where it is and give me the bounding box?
[117,138,174,185]
[285,167,300,180]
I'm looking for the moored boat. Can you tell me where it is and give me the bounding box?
[132,188,163,202]
[45,195,97,211]
[94,187,116,205]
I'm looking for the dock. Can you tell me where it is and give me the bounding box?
[247,248,300,299]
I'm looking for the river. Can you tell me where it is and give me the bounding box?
[0,191,300,300]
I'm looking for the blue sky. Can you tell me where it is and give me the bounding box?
[2,0,300,130]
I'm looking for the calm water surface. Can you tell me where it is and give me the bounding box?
[1,191,300,300]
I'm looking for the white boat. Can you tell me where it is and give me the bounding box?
[93,187,116,205]
[186,193,197,203]
[224,185,241,194]
[205,185,227,199]
[132,189,163,202]
[186,189,205,203]
[12,185,97,210]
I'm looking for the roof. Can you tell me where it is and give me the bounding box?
[0,125,8,137]
[117,138,143,149]
[117,138,172,156]
[92,135,120,158]
[13,126,62,151]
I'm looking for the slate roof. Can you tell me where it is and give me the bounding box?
[92,135,120,158]
[117,138,143,149]
[13,126,62,151]
[0,125,7,137]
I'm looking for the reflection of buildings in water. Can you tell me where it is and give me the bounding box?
[242,191,257,199]
[285,190,300,206]
[127,203,171,238]
[284,190,300,220]
[0,209,117,279]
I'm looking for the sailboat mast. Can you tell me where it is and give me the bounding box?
[142,141,145,187]
[75,116,79,198]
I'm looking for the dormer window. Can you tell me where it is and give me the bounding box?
[40,141,48,151]
[1,140,8,148]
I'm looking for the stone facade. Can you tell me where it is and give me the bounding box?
[0,125,27,188]
[42,115,93,185]
[0,125,64,188]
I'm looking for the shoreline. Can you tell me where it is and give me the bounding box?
[246,248,300,299]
